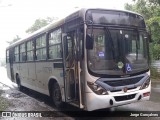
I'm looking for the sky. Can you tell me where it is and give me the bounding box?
[0,0,133,59]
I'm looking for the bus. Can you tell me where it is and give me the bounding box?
[6,8,151,111]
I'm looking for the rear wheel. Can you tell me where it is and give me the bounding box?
[16,75,22,91]
[51,82,63,108]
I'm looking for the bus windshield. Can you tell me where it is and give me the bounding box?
[87,28,149,76]
[86,10,145,28]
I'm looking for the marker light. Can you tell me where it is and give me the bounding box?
[143,92,150,97]
[87,81,108,95]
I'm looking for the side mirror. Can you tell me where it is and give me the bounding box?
[86,34,94,49]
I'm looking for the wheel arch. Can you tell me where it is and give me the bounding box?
[48,76,65,102]
[48,78,57,97]
[48,76,65,101]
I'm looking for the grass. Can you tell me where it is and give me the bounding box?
[0,90,9,111]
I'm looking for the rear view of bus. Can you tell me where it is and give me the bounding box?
[84,9,151,111]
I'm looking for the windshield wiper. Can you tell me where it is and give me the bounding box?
[104,27,115,59]
[135,28,139,60]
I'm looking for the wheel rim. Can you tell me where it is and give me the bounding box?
[54,89,61,101]
[52,84,62,106]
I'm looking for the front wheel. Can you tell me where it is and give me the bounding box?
[51,82,63,108]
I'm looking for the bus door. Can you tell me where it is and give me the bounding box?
[62,31,82,106]
[9,48,14,81]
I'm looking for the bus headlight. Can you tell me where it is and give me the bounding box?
[140,77,150,90]
[87,81,108,95]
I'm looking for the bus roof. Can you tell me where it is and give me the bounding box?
[6,8,143,49]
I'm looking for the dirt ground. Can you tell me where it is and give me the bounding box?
[0,83,74,120]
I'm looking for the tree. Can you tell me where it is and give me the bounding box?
[125,0,160,60]
[7,35,21,45]
[26,17,58,34]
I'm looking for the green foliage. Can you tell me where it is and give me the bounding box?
[125,0,154,19]
[147,17,160,44]
[125,0,160,60]
[0,90,9,111]
[150,44,160,60]
[26,17,57,34]
[150,66,160,79]
[0,97,8,111]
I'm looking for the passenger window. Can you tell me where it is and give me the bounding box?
[48,29,62,59]
[20,43,26,62]
[36,35,47,60]
[14,46,19,62]
[27,41,34,61]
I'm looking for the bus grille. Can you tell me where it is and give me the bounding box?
[114,94,136,102]
[111,87,137,92]
[104,76,143,87]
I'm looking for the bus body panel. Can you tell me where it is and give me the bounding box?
[18,62,37,92]
[27,62,36,89]
[17,61,64,96]
[19,63,28,85]
[13,63,19,80]
[6,63,11,80]
[35,61,64,95]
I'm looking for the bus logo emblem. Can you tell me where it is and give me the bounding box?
[123,87,128,93]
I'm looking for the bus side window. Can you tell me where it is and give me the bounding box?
[35,35,46,60]
[14,46,19,62]
[20,43,26,62]
[27,40,34,61]
[48,29,62,59]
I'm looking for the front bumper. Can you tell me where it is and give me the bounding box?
[85,84,151,111]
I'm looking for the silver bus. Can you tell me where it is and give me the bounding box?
[6,8,151,111]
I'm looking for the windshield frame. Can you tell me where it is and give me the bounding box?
[86,25,149,78]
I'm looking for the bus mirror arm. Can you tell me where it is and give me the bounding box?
[86,19,94,50]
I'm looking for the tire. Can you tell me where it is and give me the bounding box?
[16,75,22,91]
[51,82,63,108]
